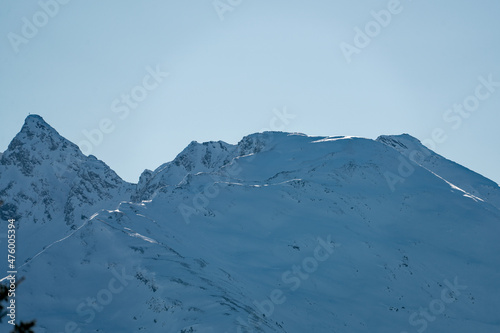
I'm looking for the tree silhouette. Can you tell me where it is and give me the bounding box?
[0,200,36,332]
[0,281,36,333]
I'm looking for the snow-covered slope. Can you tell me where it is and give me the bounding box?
[377,134,500,209]
[0,115,134,266]
[1,117,499,333]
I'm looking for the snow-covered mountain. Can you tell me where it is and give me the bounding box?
[0,115,499,333]
[0,115,133,270]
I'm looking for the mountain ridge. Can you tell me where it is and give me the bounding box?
[1,115,499,333]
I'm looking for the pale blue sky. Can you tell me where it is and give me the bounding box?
[1,0,499,183]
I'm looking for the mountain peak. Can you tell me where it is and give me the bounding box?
[24,114,48,125]
[1,114,82,175]
[13,114,80,151]
[19,114,59,139]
